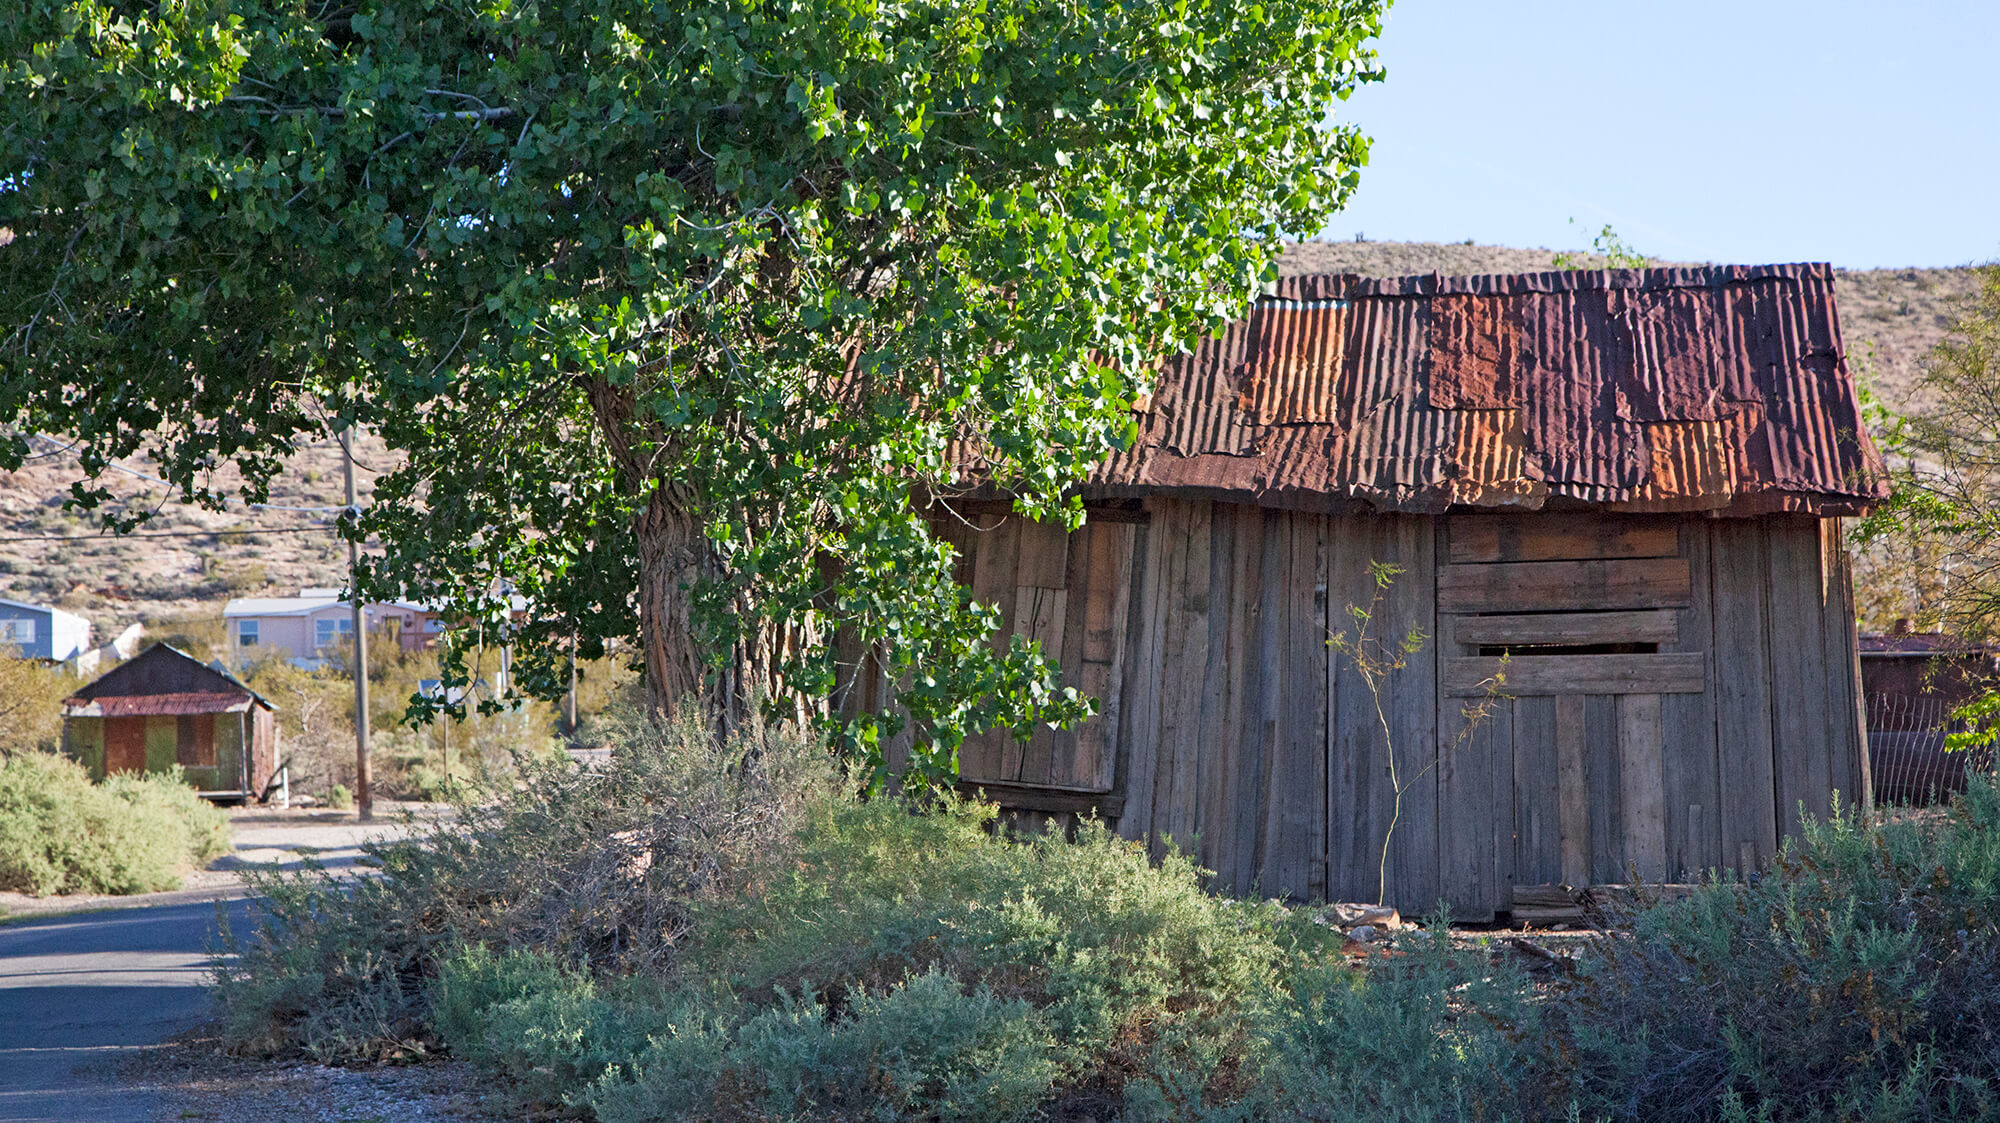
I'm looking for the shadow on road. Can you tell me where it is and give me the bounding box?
[0,898,253,1123]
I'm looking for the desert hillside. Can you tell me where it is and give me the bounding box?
[1,240,1985,642]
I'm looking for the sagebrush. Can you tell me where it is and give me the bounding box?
[216,709,2000,1122]
[0,751,230,896]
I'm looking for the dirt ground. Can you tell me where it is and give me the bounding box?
[131,1040,496,1123]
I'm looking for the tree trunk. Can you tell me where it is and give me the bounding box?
[633,483,716,720]
[597,379,826,735]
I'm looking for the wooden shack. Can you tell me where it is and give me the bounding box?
[935,263,1888,920]
[62,643,278,803]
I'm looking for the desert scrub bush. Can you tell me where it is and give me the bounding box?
[589,968,1060,1123]
[212,707,834,1060]
[1555,781,2000,1122]
[0,652,75,753]
[0,751,230,895]
[575,799,1291,1120]
[1186,916,1545,1123]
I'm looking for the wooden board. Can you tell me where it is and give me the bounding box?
[1511,696,1560,887]
[956,780,1126,817]
[1327,513,1440,909]
[104,716,147,775]
[1709,519,1779,874]
[1555,695,1590,887]
[1114,516,1164,842]
[959,514,1022,781]
[1450,515,1681,564]
[1009,583,1068,783]
[1618,693,1668,883]
[1055,521,1133,791]
[1152,500,1213,857]
[1764,517,1827,837]
[1661,519,1721,878]
[1269,512,1330,900]
[1584,694,1624,883]
[1437,557,1692,613]
[1200,503,1261,893]
[1443,653,1705,696]
[1439,691,1512,921]
[1450,610,1679,648]
[1824,519,1872,811]
[1015,517,1071,589]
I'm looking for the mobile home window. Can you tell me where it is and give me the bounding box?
[0,618,35,645]
[315,617,353,650]
[238,620,259,647]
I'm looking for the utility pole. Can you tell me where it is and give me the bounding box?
[342,429,374,821]
[565,628,579,736]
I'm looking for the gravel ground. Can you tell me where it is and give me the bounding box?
[131,1036,497,1123]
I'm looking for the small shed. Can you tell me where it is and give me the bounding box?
[0,596,92,662]
[1858,628,2000,804]
[62,644,278,802]
[918,263,1887,919]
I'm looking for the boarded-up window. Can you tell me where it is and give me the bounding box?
[176,713,217,768]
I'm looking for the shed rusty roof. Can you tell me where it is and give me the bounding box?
[64,691,255,718]
[1090,263,1889,516]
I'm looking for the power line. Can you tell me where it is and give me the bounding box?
[0,524,335,544]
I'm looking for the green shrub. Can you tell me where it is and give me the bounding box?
[1554,786,2000,1123]
[1184,916,1543,1123]
[325,783,353,809]
[592,969,1058,1123]
[0,751,230,895]
[689,797,1285,1103]
[213,707,834,1061]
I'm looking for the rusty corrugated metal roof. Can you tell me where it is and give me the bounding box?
[1088,262,1889,516]
[64,691,254,717]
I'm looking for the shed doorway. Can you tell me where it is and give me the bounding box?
[104,717,148,775]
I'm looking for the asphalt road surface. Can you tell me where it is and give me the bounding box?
[0,898,253,1121]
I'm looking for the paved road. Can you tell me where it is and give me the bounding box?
[0,899,254,1122]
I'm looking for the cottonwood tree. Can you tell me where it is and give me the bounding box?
[1858,265,2000,638]
[1,0,1384,782]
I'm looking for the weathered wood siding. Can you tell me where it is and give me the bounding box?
[945,502,1866,917]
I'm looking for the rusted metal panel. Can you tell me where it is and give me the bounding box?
[1243,303,1347,424]
[69,692,252,718]
[1083,261,1888,518]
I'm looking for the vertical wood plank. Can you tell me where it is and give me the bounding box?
[961,514,1022,781]
[1824,518,1873,812]
[1438,514,1509,920]
[1270,512,1329,900]
[1043,525,1092,789]
[1385,516,1442,910]
[1115,515,1164,843]
[1154,500,1213,859]
[1661,518,1721,877]
[1710,519,1779,874]
[1015,517,1070,589]
[1327,514,1391,904]
[1201,503,1264,894]
[1619,693,1668,882]
[1010,583,1068,784]
[1061,522,1134,791]
[1765,517,1828,836]
[1556,695,1589,886]
[1511,695,1560,887]
[1584,694,1623,883]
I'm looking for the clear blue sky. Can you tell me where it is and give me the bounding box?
[1322,2,2000,269]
